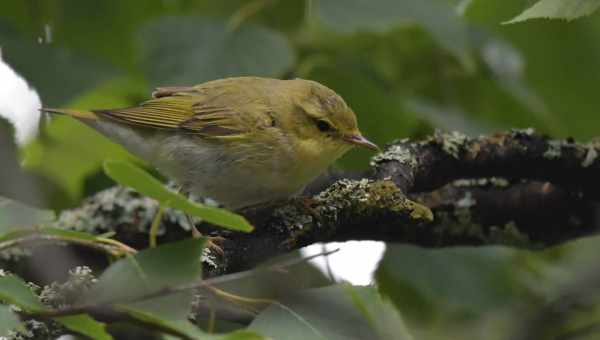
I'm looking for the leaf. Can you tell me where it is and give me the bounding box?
[83,238,205,306]
[315,0,474,70]
[137,16,294,86]
[0,305,20,337]
[83,238,260,339]
[375,245,522,323]
[128,308,266,340]
[54,314,113,340]
[0,198,55,235]
[249,285,412,340]
[505,0,600,23]
[82,238,204,336]
[345,286,413,340]
[0,275,45,313]
[103,160,253,232]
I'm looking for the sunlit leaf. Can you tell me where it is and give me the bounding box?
[103,160,253,232]
[137,16,294,86]
[505,0,600,23]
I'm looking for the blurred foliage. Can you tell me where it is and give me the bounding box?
[3,0,600,339]
[1,0,600,206]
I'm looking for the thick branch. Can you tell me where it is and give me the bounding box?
[12,130,597,275]
[372,130,600,197]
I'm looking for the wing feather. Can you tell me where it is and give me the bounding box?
[93,87,254,138]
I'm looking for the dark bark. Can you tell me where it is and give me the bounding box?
[37,130,600,275]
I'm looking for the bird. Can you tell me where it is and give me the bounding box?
[43,76,378,210]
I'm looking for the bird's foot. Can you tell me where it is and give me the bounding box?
[190,224,226,256]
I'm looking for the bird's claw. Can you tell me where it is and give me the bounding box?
[205,236,226,256]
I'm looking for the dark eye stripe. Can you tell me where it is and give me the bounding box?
[316,119,333,132]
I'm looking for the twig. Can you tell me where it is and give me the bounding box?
[0,231,136,257]
[28,248,340,318]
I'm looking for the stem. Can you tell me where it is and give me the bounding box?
[0,232,135,257]
[149,206,165,248]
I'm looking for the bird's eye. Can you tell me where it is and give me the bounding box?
[316,119,333,132]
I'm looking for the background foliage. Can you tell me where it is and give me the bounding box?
[2,0,600,339]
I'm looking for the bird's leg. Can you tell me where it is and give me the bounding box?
[173,184,226,256]
[186,214,226,256]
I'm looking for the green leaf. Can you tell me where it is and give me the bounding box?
[0,275,45,313]
[129,308,266,340]
[249,285,412,340]
[103,160,253,232]
[375,245,521,323]
[54,314,113,340]
[0,305,20,337]
[83,239,204,335]
[345,286,413,340]
[83,238,260,339]
[0,198,55,235]
[83,238,205,306]
[315,0,474,70]
[137,16,294,86]
[505,0,600,23]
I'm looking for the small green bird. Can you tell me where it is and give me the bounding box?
[44,77,377,209]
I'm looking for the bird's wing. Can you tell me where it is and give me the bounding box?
[93,86,270,139]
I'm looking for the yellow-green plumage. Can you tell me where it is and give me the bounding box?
[43,77,377,209]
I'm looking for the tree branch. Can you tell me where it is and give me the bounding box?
[33,130,600,274]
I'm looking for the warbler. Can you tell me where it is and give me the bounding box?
[43,77,377,209]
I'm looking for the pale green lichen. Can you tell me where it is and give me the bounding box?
[5,319,59,340]
[510,127,536,137]
[53,185,214,236]
[487,221,531,246]
[433,210,484,240]
[456,192,476,208]
[201,247,219,269]
[581,143,599,168]
[453,177,510,188]
[314,179,433,222]
[277,179,433,245]
[370,142,418,169]
[432,130,469,159]
[544,140,563,159]
[39,266,96,308]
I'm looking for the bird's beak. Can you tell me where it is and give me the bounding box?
[343,134,380,151]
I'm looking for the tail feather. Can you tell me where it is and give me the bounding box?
[41,108,99,120]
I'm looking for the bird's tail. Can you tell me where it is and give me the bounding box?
[40,108,99,120]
